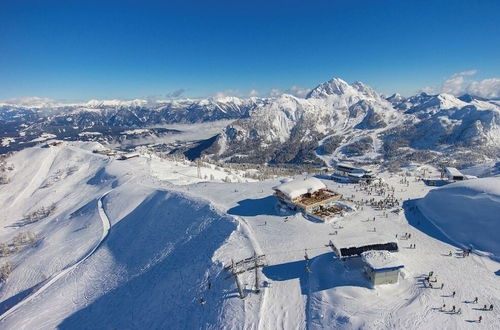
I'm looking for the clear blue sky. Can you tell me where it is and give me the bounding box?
[1,0,499,100]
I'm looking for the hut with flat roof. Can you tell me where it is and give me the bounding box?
[444,167,465,181]
[361,250,404,285]
[329,235,402,286]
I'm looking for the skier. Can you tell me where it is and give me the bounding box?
[452,291,456,298]
[478,315,482,323]
[441,304,446,311]
[448,251,452,257]
[441,283,444,290]
[457,308,462,314]
[483,304,487,310]
[473,297,478,304]
[489,304,493,311]
[451,305,456,313]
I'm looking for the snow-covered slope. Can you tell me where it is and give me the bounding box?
[0,143,499,329]
[0,142,260,329]
[418,176,500,259]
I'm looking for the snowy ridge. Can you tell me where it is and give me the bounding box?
[418,176,500,259]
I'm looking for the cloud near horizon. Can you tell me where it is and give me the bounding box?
[423,70,500,98]
[1,96,56,106]
[165,88,185,98]
[212,85,311,99]
[266,85,311,98]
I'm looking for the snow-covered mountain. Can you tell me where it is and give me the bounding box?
[0,97,263,153]
[212,78,499,166]
[386,93,406,104]
[212,78,402,164]
[1,77,499,167]
[1,96,261,128]
[385,92,500,162]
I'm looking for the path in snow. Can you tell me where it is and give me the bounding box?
[0,187,114,322]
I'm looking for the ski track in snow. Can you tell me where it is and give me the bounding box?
[9,148,56,207]
[0,183,118,322]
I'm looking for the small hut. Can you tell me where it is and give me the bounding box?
[444,167,464,181]
[361,250,404,285]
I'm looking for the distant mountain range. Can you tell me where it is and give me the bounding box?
[212,78,500,167]
[1,78,499,167]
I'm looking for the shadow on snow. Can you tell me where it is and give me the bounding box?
[263,252,370,295]
[59,190,237,329]
[227,195,278,217]
[403,199,458,248]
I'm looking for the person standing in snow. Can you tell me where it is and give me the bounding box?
[473,297,478,304]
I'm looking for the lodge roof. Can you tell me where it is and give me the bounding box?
[273,177,326,200]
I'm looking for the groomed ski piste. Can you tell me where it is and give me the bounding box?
[0,142,498,329]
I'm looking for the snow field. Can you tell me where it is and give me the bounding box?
[0,142,498,329]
